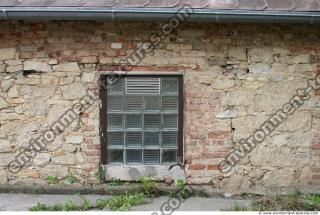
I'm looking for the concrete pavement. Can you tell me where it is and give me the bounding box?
[0,193,251,211]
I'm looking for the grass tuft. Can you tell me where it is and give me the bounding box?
[29,193,145,211]
[229,193,320,211]
[46,176,59,184]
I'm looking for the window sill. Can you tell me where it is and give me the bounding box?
[103,164,185,181]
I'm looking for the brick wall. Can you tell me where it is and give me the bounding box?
[0,21,319,194]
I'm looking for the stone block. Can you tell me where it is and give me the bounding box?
[61,82,87,100]
[53,62,80,73]
[0,48,17,61]
[23,61,52,73]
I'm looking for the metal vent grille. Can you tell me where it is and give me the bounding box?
[126,78,160,95]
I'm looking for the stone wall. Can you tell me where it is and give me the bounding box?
[0,21,319,194]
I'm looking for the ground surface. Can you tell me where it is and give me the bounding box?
[0,193,251,211]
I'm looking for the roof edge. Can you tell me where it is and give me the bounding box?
[1,7,320,24]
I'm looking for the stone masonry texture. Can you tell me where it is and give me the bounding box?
[0,21,319,195]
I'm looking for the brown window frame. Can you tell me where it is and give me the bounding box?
[100,74,184,165]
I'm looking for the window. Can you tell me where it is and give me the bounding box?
[100,75,183,165]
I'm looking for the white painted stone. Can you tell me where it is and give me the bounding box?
[0,153,15,167]
[23,60,52,73]
[6,65,22,73]
[0,170,7,184]
[293,64,315,73]
[41,165,69,179]
[216,110,238,119]
[111,43,123,49]
[48,59,58,65]
[0,64,5,73]
[33,153,51,167]
[5,59,22,66]
[0,79,15,91]
[290,54,310,64]
[249,64,271,73]
[228,47,247,61]
[8,86,19,98]
[0,48,17,61]
[60,76,74,85]
[16,78,41,85]
[0,97,8,110]
[0,139,12,152]
[61,82,87,100]
[212,79,235,90]
[81,72,95,82]
[248,47,273,63]
[53,62,80,73]
[66,135,84,144]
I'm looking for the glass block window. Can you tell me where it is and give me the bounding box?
[104,76,181,165]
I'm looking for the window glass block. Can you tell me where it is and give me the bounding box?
[108,79,123,94]
[162,132,177,148]
[126,132,142,147]
[162,79,178,94]
[144,150,160,165]
[126,114,142,129]
[108,114,123,129]
[162,96,178,112]
[108,96,123,111]
[126,96,142,112]
[126,150,142,164]
[144,132,160,147]
[144,114,161,129]
[162,150,177,163]
[144,96,160,111]
[106,77,181,166]
[108,132,124,146]
[108,150,123,164]
[163,114,178,129]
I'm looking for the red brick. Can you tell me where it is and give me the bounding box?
[81,112,89,118]
[202,152,227,158]
[85,138,93,144]
[83,150,100,156]
[311,144,320,150]
[84,125,95,131]
[315,89,320,96]
[185,158,192,164]
[188,164,206,170]
[208,131,231,140]
[207,165,220,170]
[311,180,320,185]
[85,144,100,150]
[312,174,320,180]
